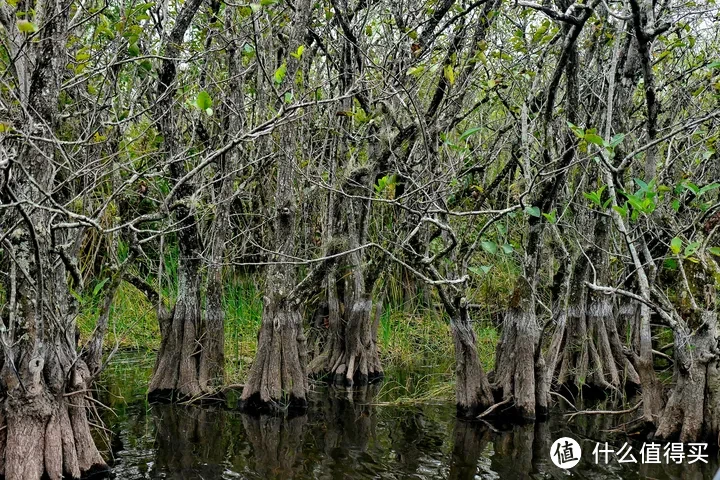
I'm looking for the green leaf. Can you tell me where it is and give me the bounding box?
[525,205,540,217]
[709,247,720,256]
[634,178,649,191]
[274,62,287,85]
[460,127,481,142]
[542,209,557,224]
[670,237,682,255]
[481,240,498,255]
[17,20,38,33]
[128,42,140,56]
[613,203,628,217]
[93,278,110,296]
[407,66,424,77]
[501,244,514,254]
[469,266,492,276]
[683,182,700,194]
[698,183,720,196]
[195,90,212,111]
[443,64,455,85]
[684,241,700,257]
[584,133,604,146]
[609,133,625,147]
[567,121,584,138]
[671,199,680,212]
[290,45,305,59]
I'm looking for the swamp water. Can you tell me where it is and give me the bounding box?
[96,353,719,479]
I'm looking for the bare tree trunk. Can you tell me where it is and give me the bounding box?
[147,0,219,401]
[0,0,109,474]
[453,303,494,418]
[655,311,719,441]
[197,8,246,392]
[240,0,312,409]
[493,276,548,420]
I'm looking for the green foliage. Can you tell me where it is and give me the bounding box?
[16,20,38,33]
[274,62,287,85]
[195,90,213,116]
[524,205,540,217]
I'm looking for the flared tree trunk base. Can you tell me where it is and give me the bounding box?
[655,314,720,442]
[492,279,549,421]
[308,297,384,387]
[546,301,640,396]
[148,280,205,402]
[239,299,308,414]
[452,311,494,419]
[0,370,108,480]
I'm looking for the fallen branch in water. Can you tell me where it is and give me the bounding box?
[477,398,512,419]
[178,384,245,405]
[549,391,578,411]
[565,400,642,422]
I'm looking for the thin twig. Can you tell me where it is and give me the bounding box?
[565,400,642,422]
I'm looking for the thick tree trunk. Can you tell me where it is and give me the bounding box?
[0,0,109,467]
[546,251,639,393]
[493,277,549,420]
[452,304,494,418]
[308,271,384,386]
[1,354,107,480]
[655,311,720,442]
[240,293,308,411]
[239,0,312,412]
[149,254,204,400]
[309,166,383,386]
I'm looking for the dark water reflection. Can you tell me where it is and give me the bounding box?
[98,354,719,479]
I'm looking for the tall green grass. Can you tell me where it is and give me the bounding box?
[223,279,263,381]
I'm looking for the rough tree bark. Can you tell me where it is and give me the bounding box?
[545,212,640,393]
[0,0,109,475]
[452,301,495,418]
[147,0,223,401]
[239,0,312,410]
[197,7,246,393]
[654,256,720,441]
[308,168,384,386]
[492,1,598,420]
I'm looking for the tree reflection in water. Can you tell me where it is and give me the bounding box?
[102,374,720,480]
